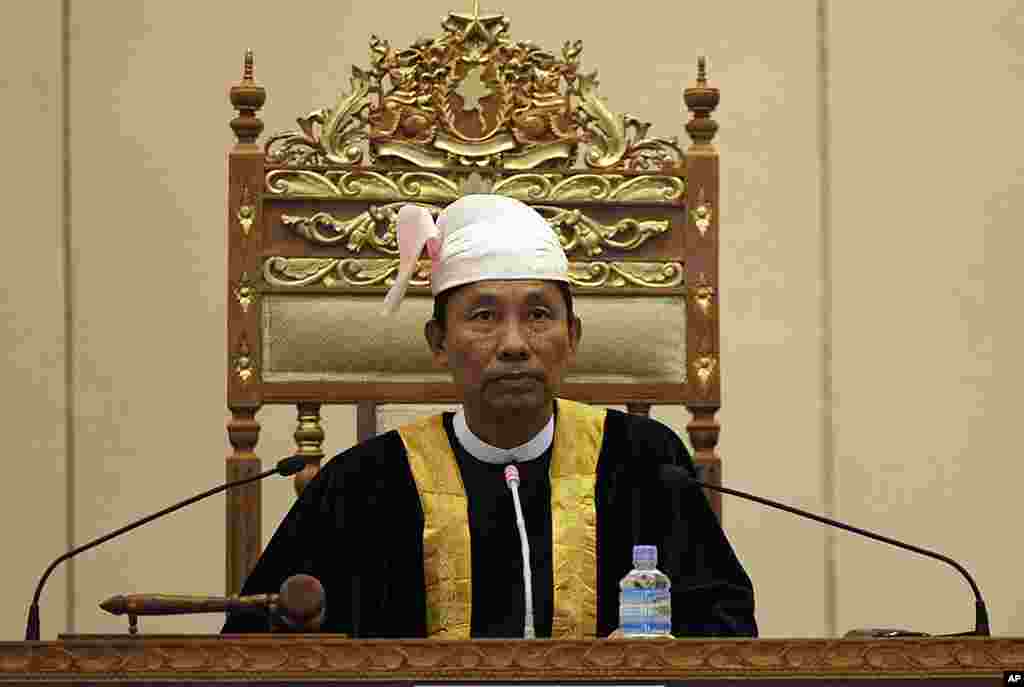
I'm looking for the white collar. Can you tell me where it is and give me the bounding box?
[453,407,554,464]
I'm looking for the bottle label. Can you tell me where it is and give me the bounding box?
[619,589,671,635]
[621,620,672,635]
[620,589,668,605]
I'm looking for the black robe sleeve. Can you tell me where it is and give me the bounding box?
[220,431,427,636]
[219,440,350,634]
[595,410,758,637]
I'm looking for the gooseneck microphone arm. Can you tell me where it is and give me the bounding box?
[660,465,990,637]
[25,455,306,641]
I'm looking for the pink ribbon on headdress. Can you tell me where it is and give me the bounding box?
[382,205,442,315]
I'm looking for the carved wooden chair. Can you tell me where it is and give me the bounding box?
[225,4,722,594]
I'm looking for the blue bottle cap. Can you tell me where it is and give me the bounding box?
[633,544,658,565]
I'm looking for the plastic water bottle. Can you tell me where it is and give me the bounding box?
[618,544,672,637]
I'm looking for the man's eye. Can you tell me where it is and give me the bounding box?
[529,308,552,320]
[469,310,495,321]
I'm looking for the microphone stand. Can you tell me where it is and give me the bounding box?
[664,466,991,637]
[25,456,305,641]
[504,465,535,639]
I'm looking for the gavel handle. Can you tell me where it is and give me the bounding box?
[100,593,277,616]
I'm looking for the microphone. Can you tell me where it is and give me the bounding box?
[25,455,306,641]
[99,573,325,634]
[504,464,535,639]
[658,465,991,637]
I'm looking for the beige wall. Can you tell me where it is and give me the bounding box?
[0,0,68,642]
[1,0,1020,640]
[830,3,1024,635]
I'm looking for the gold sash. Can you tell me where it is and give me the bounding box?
[398,398,606,639]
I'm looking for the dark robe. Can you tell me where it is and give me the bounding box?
[221,407,757,637]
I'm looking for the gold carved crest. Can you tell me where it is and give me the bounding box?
[265,2,683,172]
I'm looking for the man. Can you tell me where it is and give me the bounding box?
[222,195,756,638]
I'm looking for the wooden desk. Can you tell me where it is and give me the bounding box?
[1,636,1021,684]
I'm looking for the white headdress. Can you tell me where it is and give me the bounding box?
[382,194,569,315]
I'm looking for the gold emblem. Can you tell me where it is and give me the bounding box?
[264,4,682,172]
[692,186,713,237]
[694,356,717,389]
[237,184,255,236]
[234,337,255,383]
[694,273,714,316]
[233,272,255,313]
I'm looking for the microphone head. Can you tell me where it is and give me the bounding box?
[276,456,306,477]
[659,464,695,486]
[504,464,520,487]
[99,595,127,615]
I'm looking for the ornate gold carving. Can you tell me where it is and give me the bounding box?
[263,257,432,289]
[537,206,669,256]
[264,256,681,291]
[576,70,685,170]
[692,186,713,236]
[566,261,683,288]
[265,169,459,200]
[265,69,372,166]
[263,5,682,171]
[281,204,441,254]
[237,183,255,236]
[263,257,338,287]
[694,355,717,389]
[459,170,493,195]
[343,259,433,287]
[233,272,255,313]
[492,173,684,203]
[281,204,667,258]
[234,337,255,383]
[1,637,1020,680]
[693,272,714,316]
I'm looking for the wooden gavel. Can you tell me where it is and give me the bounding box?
[100,574,325,634]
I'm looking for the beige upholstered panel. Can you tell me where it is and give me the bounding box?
[570,296,686,384]
[262,294,687,385]
[377,405,459,434]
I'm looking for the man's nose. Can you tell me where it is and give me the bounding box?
[496,318,530,359]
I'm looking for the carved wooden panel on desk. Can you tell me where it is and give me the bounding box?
[0,637,1021,684]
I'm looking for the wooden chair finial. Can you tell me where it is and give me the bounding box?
[684,56,720,147]
[229,50,266,146]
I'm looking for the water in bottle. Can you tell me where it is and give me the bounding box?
[618,544,672,637]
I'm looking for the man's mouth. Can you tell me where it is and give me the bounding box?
[491,372,542,384]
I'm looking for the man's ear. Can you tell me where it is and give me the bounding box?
[568,314,582,356]
[424,320,448,366]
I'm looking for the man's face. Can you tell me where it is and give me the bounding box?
[426,280,581,418]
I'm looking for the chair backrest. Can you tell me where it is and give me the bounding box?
[224,4,723,594]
